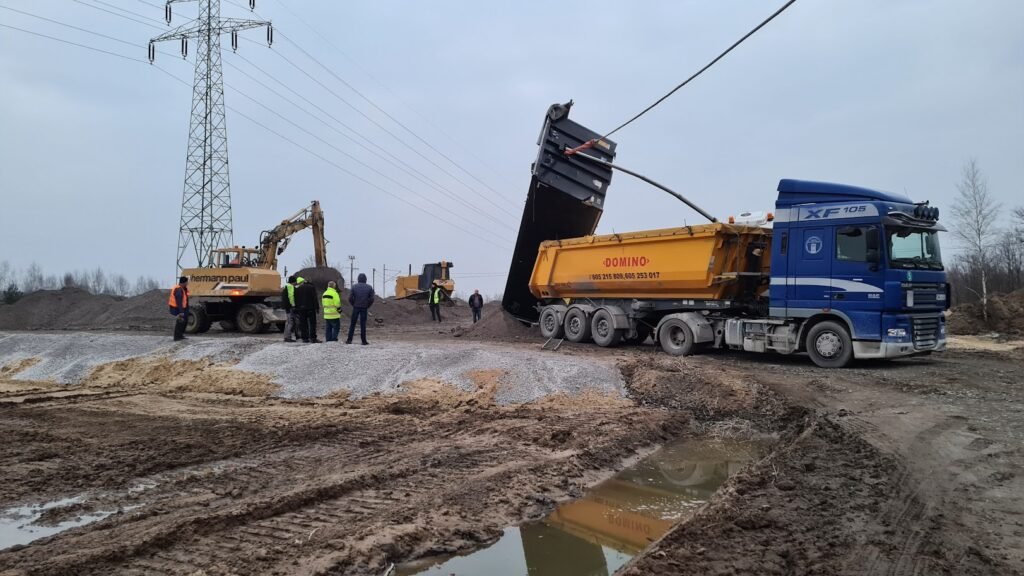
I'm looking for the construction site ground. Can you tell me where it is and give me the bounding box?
[1,317,1022,575]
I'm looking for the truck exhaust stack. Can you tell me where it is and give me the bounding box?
[502,102,617,321]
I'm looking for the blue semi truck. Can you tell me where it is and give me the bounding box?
[502,103,948,367]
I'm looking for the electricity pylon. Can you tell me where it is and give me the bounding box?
[149,0,272,271]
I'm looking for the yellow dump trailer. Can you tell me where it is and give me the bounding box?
[529,223,771,301]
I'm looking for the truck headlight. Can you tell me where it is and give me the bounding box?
[887,328,907,338]
[940,324,946,336]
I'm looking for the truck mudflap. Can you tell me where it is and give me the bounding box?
[502,101,617,322]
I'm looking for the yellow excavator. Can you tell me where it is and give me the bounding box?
[394,261,455,301]
[182,201,327,334]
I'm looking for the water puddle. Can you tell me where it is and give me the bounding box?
[0,497,119,550]
[397,437,762,575]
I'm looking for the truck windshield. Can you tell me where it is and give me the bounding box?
[886,226,943,270]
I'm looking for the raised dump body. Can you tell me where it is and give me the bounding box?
[502,101,617,321]
[529,223,772,304]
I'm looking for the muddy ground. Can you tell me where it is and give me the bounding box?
[1,330,1022,575]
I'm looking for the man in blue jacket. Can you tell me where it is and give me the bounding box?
[346,273,375,345]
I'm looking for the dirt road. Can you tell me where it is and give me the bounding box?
[1,332,1022,575]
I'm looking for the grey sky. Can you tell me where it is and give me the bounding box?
[1,0,1022,297]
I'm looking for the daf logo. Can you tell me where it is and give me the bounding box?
[805,236,823,255]
[805,208,840,219]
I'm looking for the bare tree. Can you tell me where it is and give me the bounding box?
[22,263,44,293]
[0,261,10,292]
[950,159,1001,320]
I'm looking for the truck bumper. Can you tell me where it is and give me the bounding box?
[853,312,946,359]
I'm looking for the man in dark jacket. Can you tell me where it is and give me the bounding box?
[169,276,189,341]
[293,277,320,343]
[468,289,484,323]
[281,275,298,342]
[346,273,374,345]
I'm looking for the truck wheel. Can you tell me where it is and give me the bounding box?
[236,305,266,334]
[539,307,564,339]
[186,307,211,334]
[806,321,853,368]
[564,308,592,343]
[591,309,623,347]
[659,318,695,357]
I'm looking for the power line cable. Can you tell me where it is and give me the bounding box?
[268,41,519,218]
[3,21,513,250]
[274,28,518,213]
[269,0,512,183]
[608,0,796,140]
[72,0,165,31]
[89,0,166,25]
[225,53,517,233]
[0,4,141,48]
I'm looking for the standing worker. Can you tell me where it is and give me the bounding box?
[346,273,374,345]
[294,277,321,343]
[322,280,343,342]
[168,276,189,341]
[281,275,299,343]
[429,280,444,323]
[468,289,484,324]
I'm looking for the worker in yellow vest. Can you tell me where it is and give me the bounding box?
[322,280,343,342]
[168,276,189,341]
[429,280,443,323]
[281,275,299,342]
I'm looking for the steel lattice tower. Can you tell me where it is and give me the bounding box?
[150,0,271,271]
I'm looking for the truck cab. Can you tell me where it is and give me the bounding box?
[769,179,947,364]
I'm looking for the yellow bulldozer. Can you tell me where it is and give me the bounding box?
[181,201,327,334]
[394,261,455,302]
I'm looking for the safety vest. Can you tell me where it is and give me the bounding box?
[286,283,296,306]
[322,287,341,320]
[431,286,442,304]
[168,285,188,310]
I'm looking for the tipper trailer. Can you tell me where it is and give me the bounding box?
[504,103,949,368]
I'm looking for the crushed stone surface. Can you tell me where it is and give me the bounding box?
[0,332,624,403]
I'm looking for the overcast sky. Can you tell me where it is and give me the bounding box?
[1,0,1022,297]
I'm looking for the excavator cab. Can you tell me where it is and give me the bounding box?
[211,247,261,269]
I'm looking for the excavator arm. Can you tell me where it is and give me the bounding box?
[257,201,327,270]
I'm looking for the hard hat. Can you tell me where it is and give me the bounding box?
[296,277,305,284]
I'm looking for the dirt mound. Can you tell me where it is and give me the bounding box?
[0,288,172,332]
[455,307,537,341]
[947,289,1024,335]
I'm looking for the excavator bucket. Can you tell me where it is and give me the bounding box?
[502,102,617,321]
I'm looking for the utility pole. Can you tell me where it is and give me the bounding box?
[372,268,376,294]
[348,255,356,287]
[149,0,272,272]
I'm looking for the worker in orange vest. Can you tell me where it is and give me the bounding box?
[168,276,189,341]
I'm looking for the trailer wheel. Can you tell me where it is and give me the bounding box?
[236,305,266,334]
[563,308,592,343]
[539,307,564,339]
[185,306,211,334]
[806,321,853,368]
[591,309,623,347]
[658,318,695,357]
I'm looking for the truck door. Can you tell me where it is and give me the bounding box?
[787,227,831,311]
[831,225,883,339]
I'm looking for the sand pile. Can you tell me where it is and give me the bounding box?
[947,289,1024,335]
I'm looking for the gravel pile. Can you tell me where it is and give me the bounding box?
[0,332,625,403]
[0,289,171,332]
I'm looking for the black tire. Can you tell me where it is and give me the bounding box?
[218,319,238,332]
[563,308,592,343]
[590,309,623,347]
[539,307,564,339]
[805,320,854,368]
[626,323,652,345]
[236,305,266,334]
[658,318,695,357]
[185,306,211,334]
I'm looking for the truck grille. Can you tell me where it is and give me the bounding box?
[911,315,941,350]
[903,283,944,310]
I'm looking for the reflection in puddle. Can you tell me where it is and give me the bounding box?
[397,438,761,575]
[0,497,118,550]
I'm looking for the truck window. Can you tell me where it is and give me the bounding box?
[835,226,876,262]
